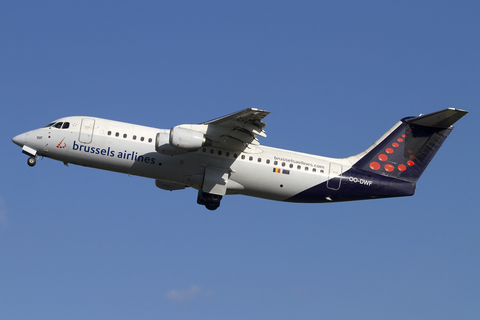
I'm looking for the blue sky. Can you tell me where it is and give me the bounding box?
[1,1,478,319]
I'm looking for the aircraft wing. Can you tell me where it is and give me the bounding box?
[203,108,270,150]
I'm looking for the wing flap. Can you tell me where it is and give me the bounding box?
[204,108,270,151]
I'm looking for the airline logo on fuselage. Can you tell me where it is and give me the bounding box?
[56,138,66,149]
[72,141,156,165]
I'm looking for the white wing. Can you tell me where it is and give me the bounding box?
[203,108,270,151]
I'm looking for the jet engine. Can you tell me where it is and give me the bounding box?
[170,126,211,149]
[156,126,212,156]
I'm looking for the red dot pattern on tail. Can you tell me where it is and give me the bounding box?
[369,132,415,173]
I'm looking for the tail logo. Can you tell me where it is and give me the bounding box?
[369,133,415,173]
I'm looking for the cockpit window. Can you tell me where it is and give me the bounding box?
[44,122,56,128]
[53,122,63,129]
[62,122,70,129]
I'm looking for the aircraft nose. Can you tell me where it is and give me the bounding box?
[12,132,27,147]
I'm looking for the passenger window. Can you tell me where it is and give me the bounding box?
[115,132,119,137]
[233,154,238,158]
[297,165,301,170]
[266,159,270,164]
[202,148,207,153]
[123,134,127,138]
[282,162,286,167]
[226,152,230,157]
[289,164,293,168]
[218,151,222,156]
[305,167,309,171]
[148,138,152,143]
[241,155,245,160]
[62,122,70,129]
[141,137,144,141]
[133,135,137,140]
[274,161,278,165]
[258,158,261,162]
[54,122,63,129]
[210,149,215,154]
[108,131,112,136]
[313,168,317,172]
[249,156,253,161]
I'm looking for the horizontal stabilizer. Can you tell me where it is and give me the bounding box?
[406,108,468,128]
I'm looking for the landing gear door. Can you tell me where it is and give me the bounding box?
[202,166,230,196]
[327,163,342,190]
[79,118,95,144]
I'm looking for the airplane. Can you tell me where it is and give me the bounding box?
[12,108,467,210]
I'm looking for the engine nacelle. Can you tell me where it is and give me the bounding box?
[169,126,211,149]
[156,127,212,156]
[156,132,188,156]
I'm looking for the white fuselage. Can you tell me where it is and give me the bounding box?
[16,116,353,202]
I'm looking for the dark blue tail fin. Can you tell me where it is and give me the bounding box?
[352,108,468,183]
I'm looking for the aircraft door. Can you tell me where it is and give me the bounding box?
[79,118,95,144]
[327,163,342,190]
